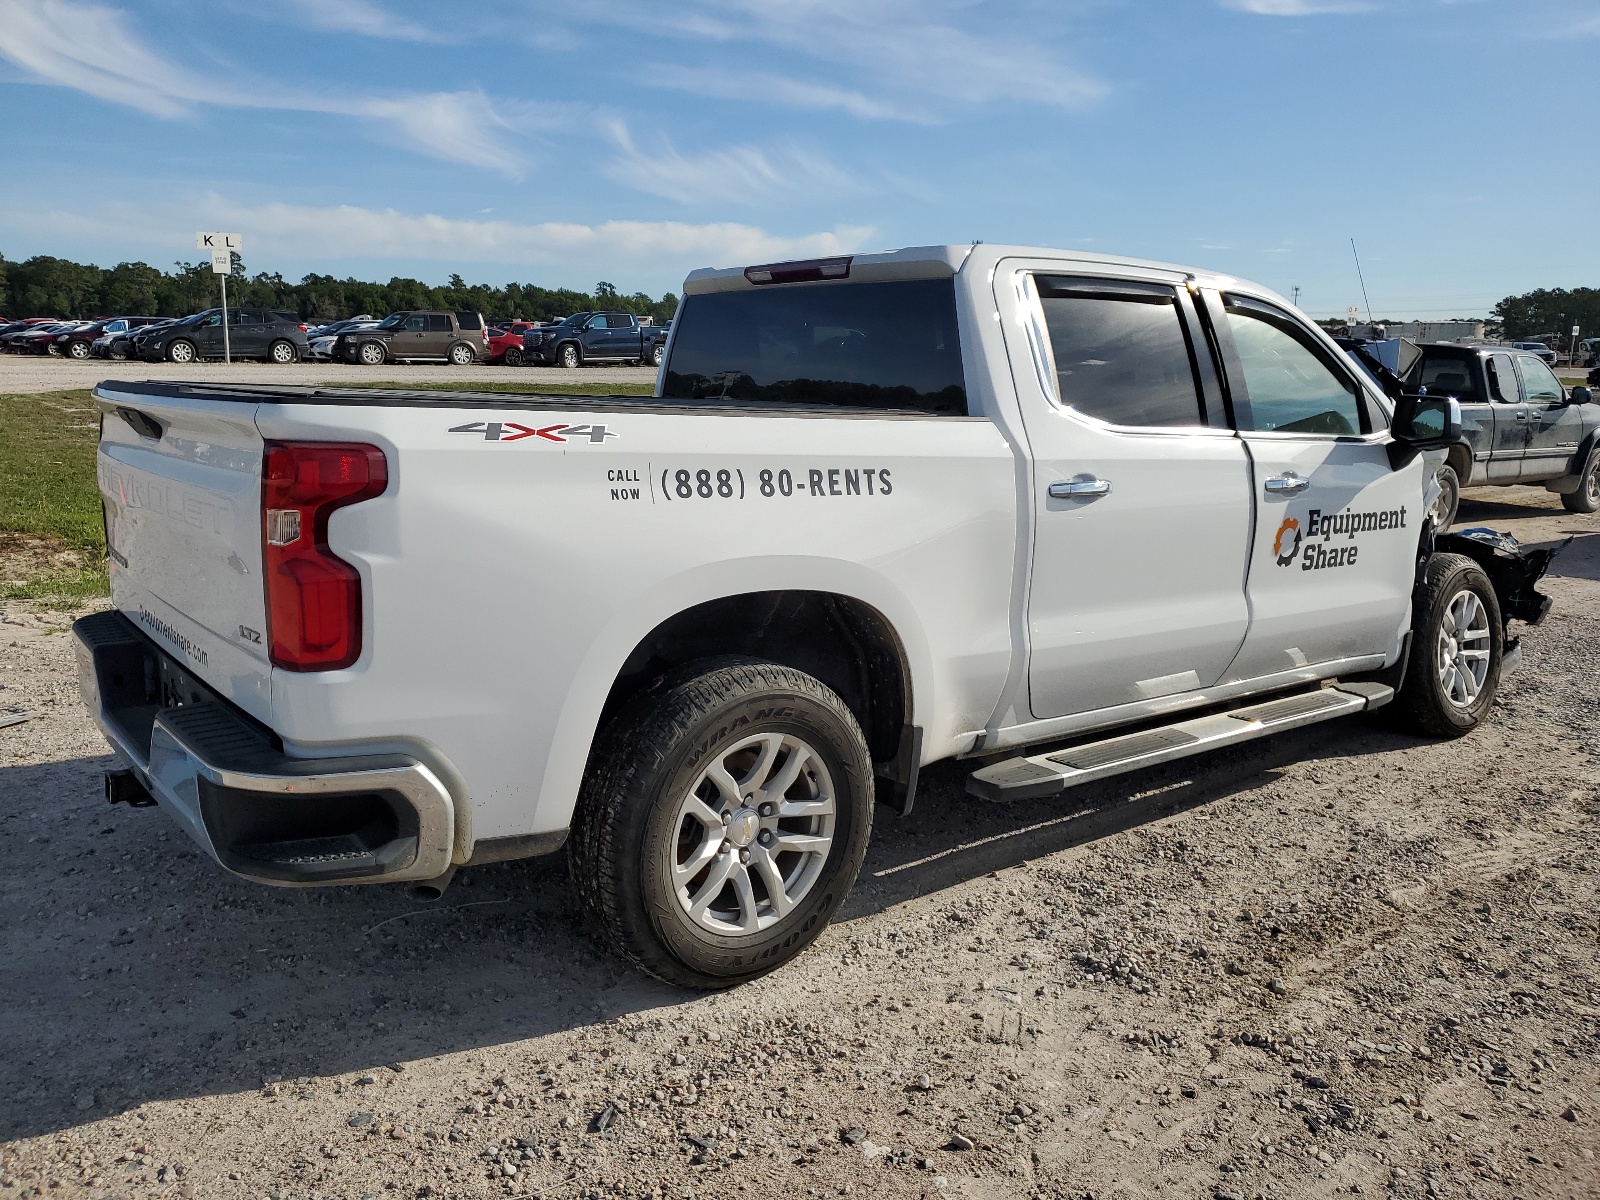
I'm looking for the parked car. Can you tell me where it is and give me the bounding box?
[74,243,1556,988]
[1512,341,1557,366]
[11,322,86,355]
[56,316,161,360]
[1,320,68,352]
[136,309,311,363]
[307,318,380,361]
[1384,342,1600,522]
[520,311,668,368]
[103,319,175,360]
[486,321,536,365]
[333,310,487,365]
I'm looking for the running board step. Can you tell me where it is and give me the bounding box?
[967,683,1392,803]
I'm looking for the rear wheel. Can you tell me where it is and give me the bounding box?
[1385,552,1502,738]
[559,342,581,369]
[503,346,523,367]
[1429,464,1461,529]
[166,340,196,364]
[448,342,475,366]
[650,343,665,368]
[268,339,297,364]
[569,658,873,988]
[1560,450,1599,513]
[357,341,386,366]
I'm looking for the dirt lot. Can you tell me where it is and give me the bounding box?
[0,358,658,396]
[1,487,1597,1200]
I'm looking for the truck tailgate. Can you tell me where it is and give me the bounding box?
[94,385,271,719]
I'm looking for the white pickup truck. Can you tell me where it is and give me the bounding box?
[75,244,1555,988]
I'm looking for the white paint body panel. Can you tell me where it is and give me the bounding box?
[90,243,1432,859]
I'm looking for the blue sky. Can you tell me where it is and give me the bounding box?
[0,0,1595,317]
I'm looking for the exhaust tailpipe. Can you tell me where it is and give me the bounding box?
[409,865,457,901]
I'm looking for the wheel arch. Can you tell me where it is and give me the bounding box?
[1445,440,1474,485]
[532,569,933,832]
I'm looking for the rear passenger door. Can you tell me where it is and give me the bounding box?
[1518,353,1583,481]
[1005,269,1253,719]
[1484,352,1528,480]
[1204,293,1418,682]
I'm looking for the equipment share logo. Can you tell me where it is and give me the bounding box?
[1273,517,1302,567]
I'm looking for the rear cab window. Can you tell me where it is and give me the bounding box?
[1405,351,1482,402]
[662,278,967,415]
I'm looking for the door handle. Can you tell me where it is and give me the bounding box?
[1515,412,1529,421]
[1049,476,1112,499]
[1263,472,1309,495]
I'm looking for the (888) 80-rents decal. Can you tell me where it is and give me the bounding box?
[1275,504,1409,572]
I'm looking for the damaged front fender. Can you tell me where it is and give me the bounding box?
[1436,527,1562,629]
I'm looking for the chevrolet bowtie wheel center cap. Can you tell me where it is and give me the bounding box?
[725,807,760,849]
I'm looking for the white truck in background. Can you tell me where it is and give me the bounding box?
[75,244,1554,988]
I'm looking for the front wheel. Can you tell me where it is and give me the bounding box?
[559,342,581,369]
[268,339,297,364]
[357,341,386,366]
[67,341,90,360]
[1385,553,1503,738]
[447,342,475,366]
[1561,450,1599,514]
[569,659,874,989]
[166,340,196,364]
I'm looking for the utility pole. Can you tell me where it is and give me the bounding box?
[1292,285,1301,308]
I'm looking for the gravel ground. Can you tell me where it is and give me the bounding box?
[1,486,1596,1200]
[0,358,658,395]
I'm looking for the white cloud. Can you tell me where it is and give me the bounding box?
[1221,0,1373,13]
[0,0,529,171]
[602,121,855,205]
[282,0,437,42]
[615,0,1107,120]
[197,197,874,273]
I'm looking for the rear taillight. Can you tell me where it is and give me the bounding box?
[262,442,387,671]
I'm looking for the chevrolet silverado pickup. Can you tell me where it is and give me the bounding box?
[75,244,1555,989]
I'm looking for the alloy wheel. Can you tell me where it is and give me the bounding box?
[668,733,835,936]
[1436,587,1491,708]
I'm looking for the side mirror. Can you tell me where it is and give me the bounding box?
[1388,395,1460,469]
[1570,385,1593,405]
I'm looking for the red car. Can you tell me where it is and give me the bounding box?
[486,321,536,365]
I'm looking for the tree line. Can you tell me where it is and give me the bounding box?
[1492,287,1600,344]
[0,252,679,325]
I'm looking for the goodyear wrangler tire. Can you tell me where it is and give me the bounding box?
[1385,552,1503,738]
[569,657,874,989]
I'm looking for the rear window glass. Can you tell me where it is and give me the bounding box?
[1035,276,1203,427]
[1405,353,1479,401]
[663,279,967,414]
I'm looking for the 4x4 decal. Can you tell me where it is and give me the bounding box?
[449,421,618,444]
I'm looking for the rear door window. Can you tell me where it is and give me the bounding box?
[1487,353,1521,402]
[426,314,451,333]
[606,314,635,329]
[1223,298,1369,435]
[1033,276,1205,427]
[663,278,967,414]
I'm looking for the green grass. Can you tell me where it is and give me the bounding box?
[0,389,108,601]
[321,380,656,396]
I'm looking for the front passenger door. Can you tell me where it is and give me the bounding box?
[1207,293,1419,683]
[1517,354,1583,481]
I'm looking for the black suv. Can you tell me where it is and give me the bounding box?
[135,309,311,364]
[334,311,487,366]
